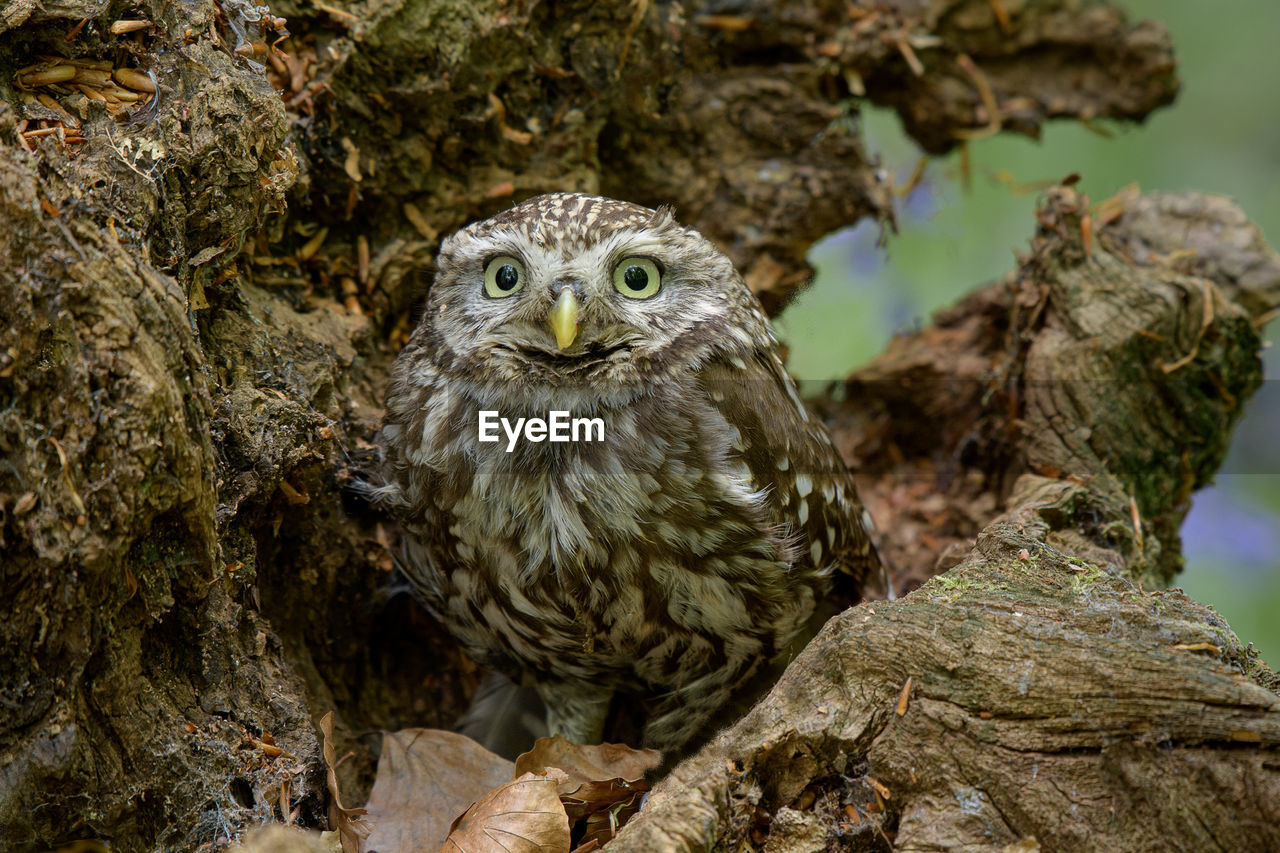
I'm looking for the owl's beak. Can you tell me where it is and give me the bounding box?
[548,287,580,350]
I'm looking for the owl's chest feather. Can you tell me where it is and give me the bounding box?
[432,391,761,580]
[396,373,822,681]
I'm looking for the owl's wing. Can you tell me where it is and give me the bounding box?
[375,332,432,515]
[376,336,458,614]
[697,350,878,596]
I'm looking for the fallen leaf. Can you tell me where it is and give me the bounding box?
[895,676,913,716]
[320,712,370,853]
[365,729,515,853]
[559,777,648,824]
[514,735,660,793]
[440,772,570,853]
[579,791,643,848]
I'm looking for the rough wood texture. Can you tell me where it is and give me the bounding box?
[0,0,1261,850]
[607,190,1280,852]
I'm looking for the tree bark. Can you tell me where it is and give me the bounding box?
[3,0,1271,851]
[607,188,1280,852]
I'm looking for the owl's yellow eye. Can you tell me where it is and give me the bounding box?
[484,256,525,297]
[612,257,661,299]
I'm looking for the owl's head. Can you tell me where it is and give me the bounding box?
[420,193,773,392]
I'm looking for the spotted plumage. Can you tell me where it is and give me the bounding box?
[378,192,877,753]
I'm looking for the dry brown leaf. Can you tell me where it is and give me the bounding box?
[895,676,913,716]
[514,735,660,793]
[562,778,647,848]
[579,793,643,848]
[365,729,515,853]
[320,712,370,853]
[440,772,570,853]
[510,737,658,849]
[559,778,649,823]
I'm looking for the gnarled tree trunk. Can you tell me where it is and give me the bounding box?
[608,188,1280,852]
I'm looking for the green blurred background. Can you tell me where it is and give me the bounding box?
[776,0,1280,665]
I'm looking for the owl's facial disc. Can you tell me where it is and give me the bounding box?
[549,287,580,350]
[431,193,764,387]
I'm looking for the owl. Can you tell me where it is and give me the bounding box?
[377,192,877,754]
